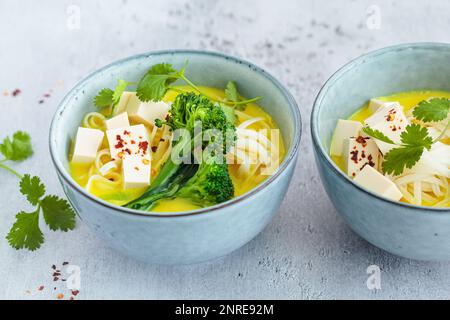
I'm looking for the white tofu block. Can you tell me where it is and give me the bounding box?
[126,94,170,126]
[72,127,104,163]
[343,135,380,177]
[354,165,403,201]
[122,154,151,189]
[364,104,409,154]
[330,120,363,156]
[368,99,400,114]
[105,112,130,130]
[114,91,135,115]
[106,124,150,160]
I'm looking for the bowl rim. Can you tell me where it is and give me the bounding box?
[311,42,450,213]
[49,49,302,218]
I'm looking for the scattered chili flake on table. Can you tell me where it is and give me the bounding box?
[62,262,69,265]
[38,285,45,291]
[71,290,79,296]
[12,89,21,96]
[57,293,64,299]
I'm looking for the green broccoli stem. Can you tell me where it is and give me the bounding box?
[124,160,181,210]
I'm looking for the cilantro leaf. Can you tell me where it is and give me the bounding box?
[94,88,114,108]
[6,210,44,251]
[20,174,45,206]
[41,195,76,232]
[0,131,33,161]
[136,63,178,102]
[400,123,433,149]
[362,127,395,144]
[112,79,129,105]
[413,98,450,122]
[225,81,239,103]
[219,104,237,124]
[382,146,425,176]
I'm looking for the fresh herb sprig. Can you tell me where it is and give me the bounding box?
[0,131,76,251]
[98,61,260,108]
[94,79,134,115]
[363,98,450,176]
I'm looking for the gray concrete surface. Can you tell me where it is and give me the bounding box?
[0,0,449,300]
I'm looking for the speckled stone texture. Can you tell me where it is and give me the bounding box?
[0,0,449,300]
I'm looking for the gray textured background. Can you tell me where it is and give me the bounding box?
[1,0,450,300]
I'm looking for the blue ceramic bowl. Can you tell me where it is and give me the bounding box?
[49,50,301,264]
[312,43,450,261]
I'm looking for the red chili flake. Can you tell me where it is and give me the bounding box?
[130,140,136,144]
[38,285,44,291]
[44,93,51,98]
[53,272,61,277]
[368,154,375,167]
[62,262,69,265]
[71,290,79,296]
[57,293,64,299]
[70,296,74,300]
[139,141,149,153]
[160,138,165,142]
[123,130,130,135]
[350,150,359,164]
[53,277,59,281]
[151,146,157,152]
[115,141,124,149]
[355,136,368,147]
[352,172,356,177]
[361,150,366,159]
[12,89,21,96]
[124,148,131,155]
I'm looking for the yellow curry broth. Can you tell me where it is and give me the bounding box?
[70,86,285,212]
[330,90,450,207]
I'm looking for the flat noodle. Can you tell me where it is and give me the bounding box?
[82,112,106,130]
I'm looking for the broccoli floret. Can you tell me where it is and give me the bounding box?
[125,92,236,211]
[177,159,234,206]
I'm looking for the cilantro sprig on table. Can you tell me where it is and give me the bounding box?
[0,131,76,251]
[363,97,450,176]
[93,61,261,113]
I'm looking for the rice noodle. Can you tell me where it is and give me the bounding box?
[82,112,106,130]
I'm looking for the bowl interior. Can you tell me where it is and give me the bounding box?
[50,50,300,210]
[314,43,450,167]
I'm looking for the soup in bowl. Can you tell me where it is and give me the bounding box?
[49,50,301,264]
[311,43,450,261]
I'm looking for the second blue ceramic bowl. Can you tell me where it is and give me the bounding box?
[49,50,301,264]
[311,43,450,261]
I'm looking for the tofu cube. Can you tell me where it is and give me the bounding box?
[354,165,403,201]
[72,127,104,163]
[113,91,135,115]
[106,124,150,161]
[368,99,400,114]
[122,154,151,189]
[343,135,380,177]
[105,112,130,130]
[364,104,409,154]
[330,120,363,156]
[126,94,170,126]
